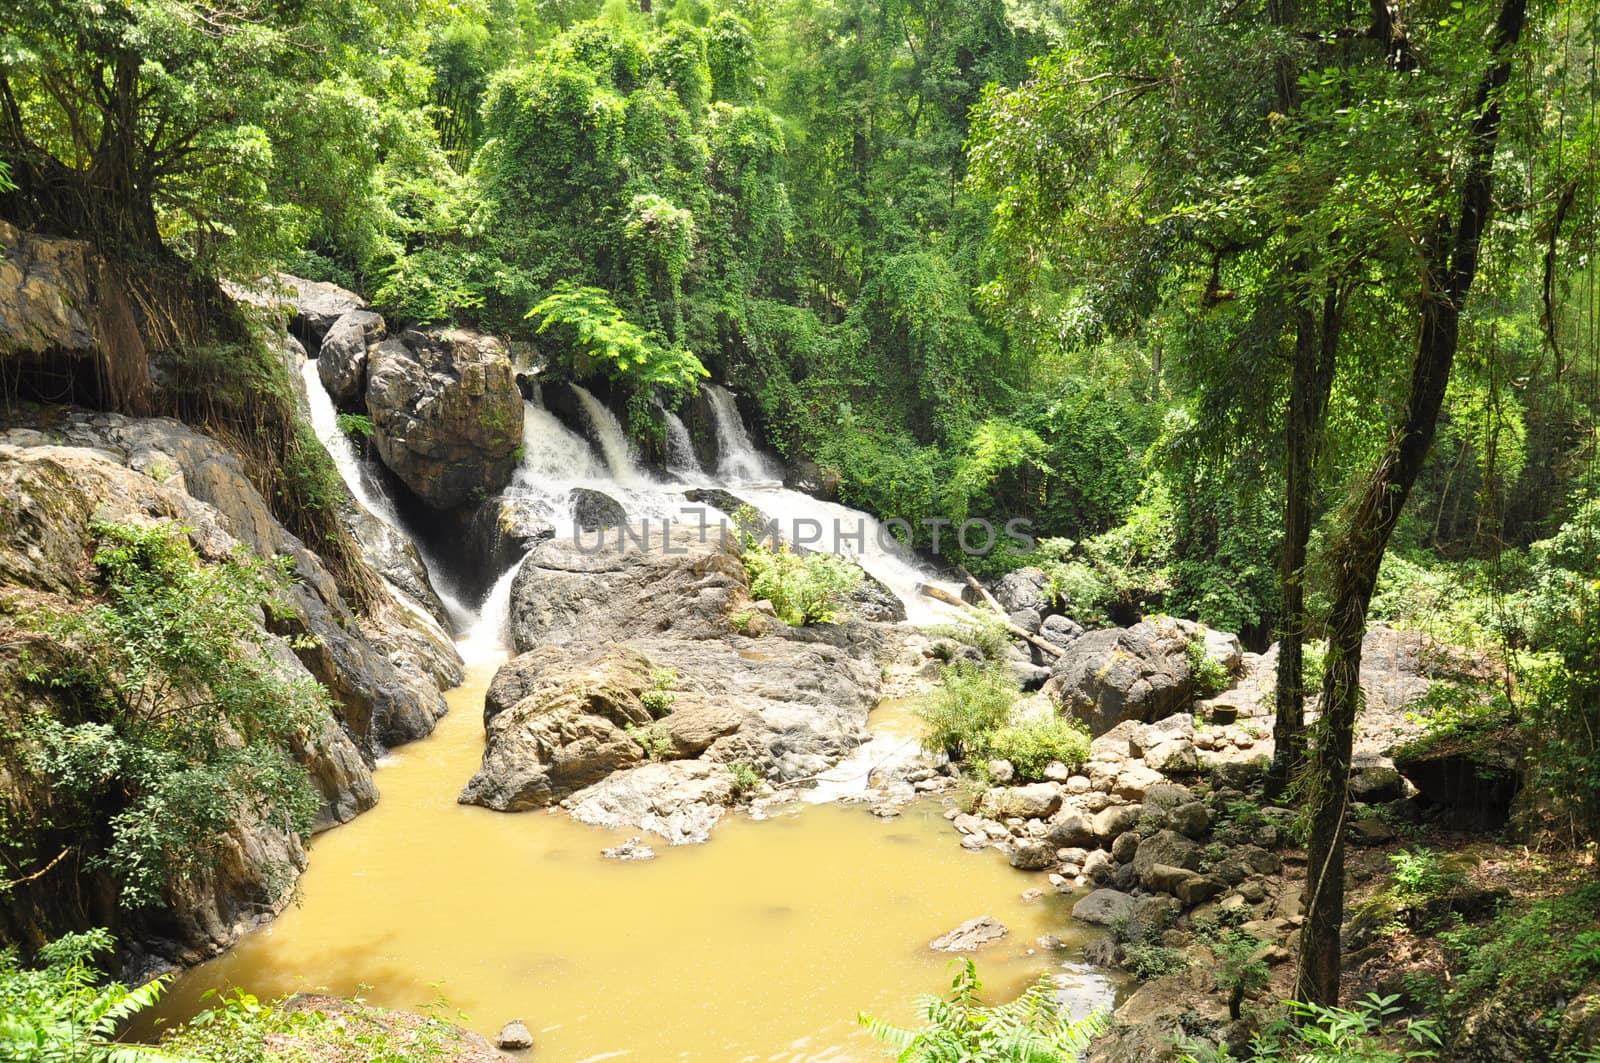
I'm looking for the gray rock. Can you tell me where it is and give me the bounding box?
[1167,801,1211,839]
[495,1020,534,1051]
[365,328,522,510]
[602,837,657,861]
[1111,831,1140,864]
[992,566,1049,612]
[1046,811,1095,849]
[1092,803,1143,843]
[986,758,1016,784]
[1010,840,1056,871]
[572,487,628,530]
[277,273,367,348]
[318,309,384,406]
[993,782,1061,819]
[1044,619,1198,734]
[567,761,734,845]
[1132,830,1201,878]
[1040,613,1085,649]
[1072,888,1135,927]
[930,915,1009,952]
[1083,849,1116,884]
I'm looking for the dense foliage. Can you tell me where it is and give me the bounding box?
[11,521,329,910]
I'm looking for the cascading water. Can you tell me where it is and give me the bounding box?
[704,384,781,483]
[662,410,707,482]
[298,360,476,630]
[572,384,646,484]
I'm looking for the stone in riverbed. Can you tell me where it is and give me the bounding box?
[930,915,1009,952]
[601,837,656,861]
[1009,840,1056,870]
[495,1020,534,1050]
[1071,888,1135,927]
[992,781,1062,819]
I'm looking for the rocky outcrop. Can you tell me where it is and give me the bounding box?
[0,436,383,962]
[364,328,522,510]
[0,411,449,754]
[466,525,884,839]
[0,220,154,414]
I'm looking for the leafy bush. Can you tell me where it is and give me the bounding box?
[916,661,1018,761]
[527,282,708,407]
[859,958,1107,1062]
[728,761,762,797]
[983,716,1090,781]
[740,538,862,626]
[1186,633,1231,698]
[0,930,177,1062]
[1212,931,1269,1019]
[927,613,1013,662]
[18,521,329,908]
[640,668,679,718]
[335,413,375,439]
[1123,943,1189,980]
[1179,993,1442,1062]
[625,722,674,761]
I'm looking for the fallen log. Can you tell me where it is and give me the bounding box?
[920,584,1064,660]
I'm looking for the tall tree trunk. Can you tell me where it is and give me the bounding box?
[1294,0,1527,1005]
[1271,290,1341,796]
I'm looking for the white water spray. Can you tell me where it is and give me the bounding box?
[704,384,781,483]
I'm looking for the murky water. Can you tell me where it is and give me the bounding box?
[147,657,1116,1060]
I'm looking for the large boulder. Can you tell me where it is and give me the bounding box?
[365,328,522,510]
[318,309,384,407]
[1045,619,1198,734]
[274,273,367,350]
[565,760,736,845]
[459,645,654,812]
[571,487,629,530]
[508,523,746,651]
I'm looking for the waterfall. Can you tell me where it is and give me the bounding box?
[663,410,707,482]
[300,360,401,527]
[299,360,476,628]
[572,384,645,484]
[457,557,524,662]
[516,398,606,487]
[703,384,780,483]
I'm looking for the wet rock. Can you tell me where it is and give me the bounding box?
[365,328,522,510]
[930,915,1009,952]
[1072,888,1135,927]
[571,487,628,531]
[495,1020,535,1051]
[318,309,384,407]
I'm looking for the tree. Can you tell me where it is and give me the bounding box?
[1296,0,1529,1004]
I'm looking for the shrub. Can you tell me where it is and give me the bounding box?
[0,929,176,1062]
[18,520,329,908]
[1178,993,1442,1062]
[859,957,1107,1061]
[916,661,1017,761]
[728,761,762,797]
[336,412,375,439]
[926,613,1013,662]
[1124,943,1189,981]
[983,716,1090,780]
[1212,931,1269,1019]
[641,668,679,717]
[1186,633,1231,698]
[625,723,674,761]
[740,538,862,626]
